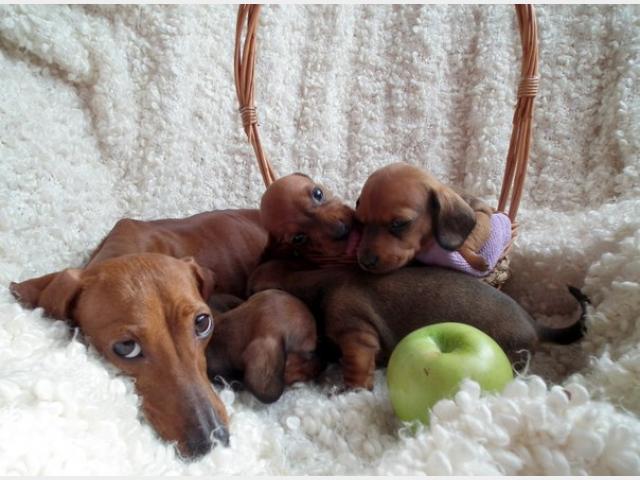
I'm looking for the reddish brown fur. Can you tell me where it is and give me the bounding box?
[453,190,495,270]
[259,173,357,264]
[9,209,268,458]
[355,162,493,273]
[248,260,586,391]
[89,210,267,298]
[206,289,323,403]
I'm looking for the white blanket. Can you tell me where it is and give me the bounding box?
[1,4,639,475]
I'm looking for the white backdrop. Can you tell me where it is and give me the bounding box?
[0,4,639,474]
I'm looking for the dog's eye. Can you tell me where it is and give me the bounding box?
[389,219,411,233]
[195,313,214,338]
[113,340,142,359]
[311,187,324,203]
[292,233,308,246]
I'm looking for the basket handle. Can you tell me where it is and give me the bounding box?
[234,4,539,220]
[234,4,276,187]
[497,5,539,222]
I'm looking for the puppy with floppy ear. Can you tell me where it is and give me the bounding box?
[206,289,324,403]
[260,173,360,265]
[355,162,507,275]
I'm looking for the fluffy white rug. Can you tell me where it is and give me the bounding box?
[1,4,639,475]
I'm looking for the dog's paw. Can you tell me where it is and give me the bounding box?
[460,249,489,271]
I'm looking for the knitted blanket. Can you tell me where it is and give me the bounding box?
[1,5,639,475]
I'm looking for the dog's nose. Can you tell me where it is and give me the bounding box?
[184,423,229,458]
[212,424,230,447]
[182,400,230,459]
[333,221,351,240]
[358,252,379,270]
[185,436,214,459]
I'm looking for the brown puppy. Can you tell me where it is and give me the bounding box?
[355,162,495,273]
[206,289,323,403]
[248,261,586,390]
[260,173,359,265]
[9,209,268,458]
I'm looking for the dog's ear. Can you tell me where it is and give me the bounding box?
[241,337,286,404]
[182,257,216,301]
[429,185,477,251]
[207,293,244,314]
[10,269,83,321]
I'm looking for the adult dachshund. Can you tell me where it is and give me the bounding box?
[10,209,267,458]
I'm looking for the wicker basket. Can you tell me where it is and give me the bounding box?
[234,5,539,289]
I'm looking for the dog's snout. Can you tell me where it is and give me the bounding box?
[182,394,230,459]
[184,421,229,458]
[358,251,379,270]
[185,436,214,459]
[333,221,351,241]
[212,424,230,447]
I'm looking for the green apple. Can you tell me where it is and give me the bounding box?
[386,322,513,425]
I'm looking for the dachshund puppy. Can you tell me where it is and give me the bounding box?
[259,173,360,265]
[10,209,268,458]
[248,260,586,390]
[206,290,323,403]
[355,162,511,275]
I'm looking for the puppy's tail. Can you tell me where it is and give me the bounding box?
[537,285,590,345]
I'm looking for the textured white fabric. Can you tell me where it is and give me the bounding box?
[1,4,639,475]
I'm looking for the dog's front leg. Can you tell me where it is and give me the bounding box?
[336,328,380,390]
[284,352,325,385]
[458,245,489,271]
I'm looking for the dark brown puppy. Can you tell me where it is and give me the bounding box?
[260,173,359,265]
[206,290,323,403]
[9,209,268,458]
[248,261,586,390]
[355,162,495,273]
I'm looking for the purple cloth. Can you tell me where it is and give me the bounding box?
[415,212,512,277]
